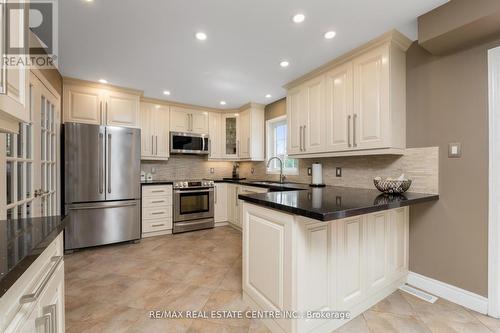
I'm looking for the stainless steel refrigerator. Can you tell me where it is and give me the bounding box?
[64,122,141,250]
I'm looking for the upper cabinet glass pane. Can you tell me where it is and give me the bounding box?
[225,117,237,155]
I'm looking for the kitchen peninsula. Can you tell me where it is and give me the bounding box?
[238,187,438,333]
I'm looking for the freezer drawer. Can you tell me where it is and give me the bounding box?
[64,200,140,250]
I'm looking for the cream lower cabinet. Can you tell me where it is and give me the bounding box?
[140,102,170,160]
[63,79,140,128]
[286,31,410,157]
[242,204,409,333]
[0,233,65,333]
[141,185,173,237]
[214,183,228,223]
[227,185,268,229]
[170,107,209,134]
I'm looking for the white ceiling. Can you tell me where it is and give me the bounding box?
[59,0,448,109]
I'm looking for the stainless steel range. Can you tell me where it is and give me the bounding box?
[173,180,215,233]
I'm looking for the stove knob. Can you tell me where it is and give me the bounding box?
[183,182,188,188]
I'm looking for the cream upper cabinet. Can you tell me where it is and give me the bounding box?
[222,113,239,158]
[238,109,251,159]
[208,112,223,159]
[140,102,170,160]
[170,107,209,134]
[105,90,140,128]
[0,4,29,133]
[170,107,190,132]
[303,76,326,153]
[63,84,103,125]
[140,103,154,158]
[153,105,170,159]
[325,62,354,151]
[63,80,141,128]
[286,31,410,157]
[353,44,390,150]
[287,87,305,155]
[191,111,209,134]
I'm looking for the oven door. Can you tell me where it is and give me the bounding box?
[174,188,214,222]
[170,132,209,154]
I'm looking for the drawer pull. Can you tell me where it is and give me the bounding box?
[152,223,165,227]
[151,190,165,193]
[151,211,165,215]
[20,256,63,304]
[151,200,165,203]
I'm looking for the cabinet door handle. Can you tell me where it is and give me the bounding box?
[353,114,357,147]
[155,135,158,155]
[105,101,108,124]
[347,115,352,148]
[151,136,154,155]
[299,126,303,151]
[20,256,63,304]
[247,137,250,155]
[237,140,240,156]
[302,125,306,151]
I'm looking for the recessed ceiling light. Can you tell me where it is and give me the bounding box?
[220,101,227,105]
[265,94,272,98]
[98,79,108,84]
[83,0,94,2]
[324,31,337,39]
[163,90,171,96]
[292,13,305,23]
[195,32,207,41]
[280,60,290,68]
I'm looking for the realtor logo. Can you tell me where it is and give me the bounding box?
[2,0,57,68]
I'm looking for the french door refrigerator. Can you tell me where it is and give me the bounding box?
[64,122,141,250]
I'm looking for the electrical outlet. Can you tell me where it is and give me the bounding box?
[251,168,255,174]
[307,168,312,176]
[151,167,157,174]
[336,167,342,177]
[209,168,215,174]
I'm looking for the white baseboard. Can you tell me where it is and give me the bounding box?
[215,221,229,227]
[407,272,488,314]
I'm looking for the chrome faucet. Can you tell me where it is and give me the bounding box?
[267,157,286,183]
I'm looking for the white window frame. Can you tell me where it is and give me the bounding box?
[266,115,299,175]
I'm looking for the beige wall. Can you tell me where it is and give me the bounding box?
[418,0,500,55]
[265,98,286,120]
[406,39,500,297]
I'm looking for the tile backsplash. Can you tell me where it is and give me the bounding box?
[141,147,439,194]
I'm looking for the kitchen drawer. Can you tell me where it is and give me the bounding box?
[143,218,172,233]
[142,196,172,207]
[142,185,172,197]
[142,206,172,219]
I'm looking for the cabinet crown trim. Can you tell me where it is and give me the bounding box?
[63,77,143,96]
[284,29,412,90]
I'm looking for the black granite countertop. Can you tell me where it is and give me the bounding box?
[0,216,66,298]
[141,180,174,186]
[213,179,310,191]
[238,186,439,221]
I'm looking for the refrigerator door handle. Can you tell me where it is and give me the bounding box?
[98,133,104,193]
[67,202,138,210]
[107,133,112,194]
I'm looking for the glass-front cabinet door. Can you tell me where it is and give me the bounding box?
[223,114,239,158]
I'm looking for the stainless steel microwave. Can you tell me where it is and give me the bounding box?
[170,132,210,155]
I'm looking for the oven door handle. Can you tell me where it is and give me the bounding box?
[174,189,214,194]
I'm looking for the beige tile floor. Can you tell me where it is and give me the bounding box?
[65,226,500,333]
